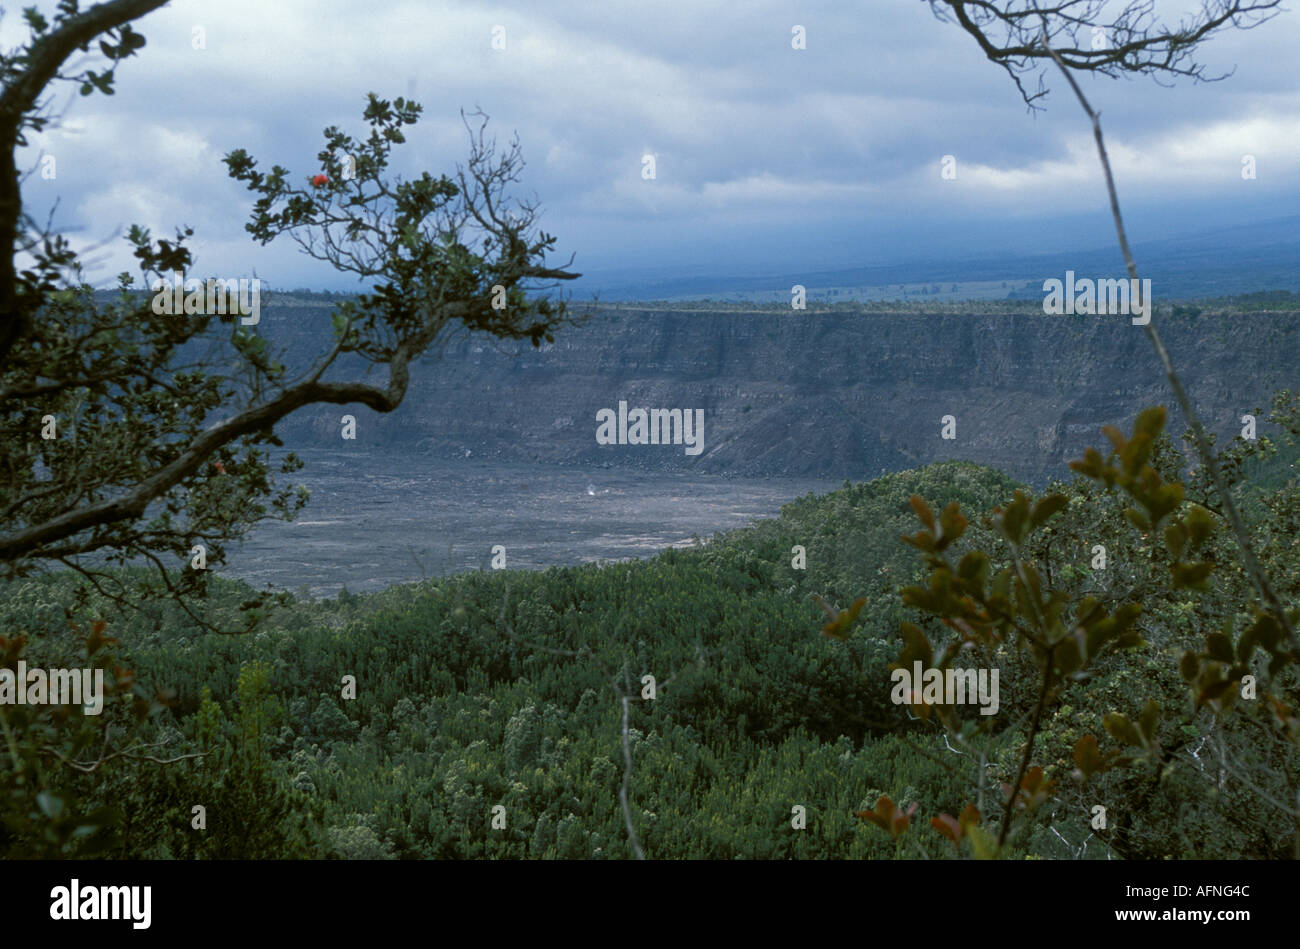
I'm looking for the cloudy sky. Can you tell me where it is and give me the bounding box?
[8,0,1299,293]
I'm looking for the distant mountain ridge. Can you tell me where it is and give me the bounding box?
[570,214,1300,302]
[246,301,1300,486]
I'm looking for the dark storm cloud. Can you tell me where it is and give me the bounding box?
[9,0,1297,289]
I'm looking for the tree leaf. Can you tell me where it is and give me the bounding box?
[1029,493,1068,528]
[898,622,933,668]
[1196,677,1235,709]
[909,494,935,531]
[1183,504,1214,548]
[1205,632,1234,664]
[1073,734,1101,776]
[958,803,980,833]
[1104,712,1142,747]
[36,791,64,820]
[1171,561,1214,590]
[930,814,961,844]
[936,502,968,549]
[1123,507,1150,532]
[1138,699,1160,743]
[1133,405,1167,442]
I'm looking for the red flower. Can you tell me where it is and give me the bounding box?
[311,173,330,187]
[212,461,226,474]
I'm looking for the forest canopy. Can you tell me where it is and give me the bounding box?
[3,399,1296,858]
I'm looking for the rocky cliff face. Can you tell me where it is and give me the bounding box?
[261,300,1299,485]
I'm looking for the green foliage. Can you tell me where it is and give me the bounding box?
[3,1,581,856]
[1,406,1296,859]
[858,403,1300,858]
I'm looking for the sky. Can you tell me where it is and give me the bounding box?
[8,0,1299,294]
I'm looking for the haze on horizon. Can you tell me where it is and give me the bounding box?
[8,0,1298,295]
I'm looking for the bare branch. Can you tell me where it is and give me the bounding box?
[929,0,1284,108]
[1038,31,1298,651]
[618,694,647,860]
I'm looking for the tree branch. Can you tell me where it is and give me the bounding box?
[0,317,451,562]
[1039,33,1298,653]
[1,0,171,356]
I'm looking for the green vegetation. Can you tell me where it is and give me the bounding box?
[3,396,1296,858]
[3,0,1295,866]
